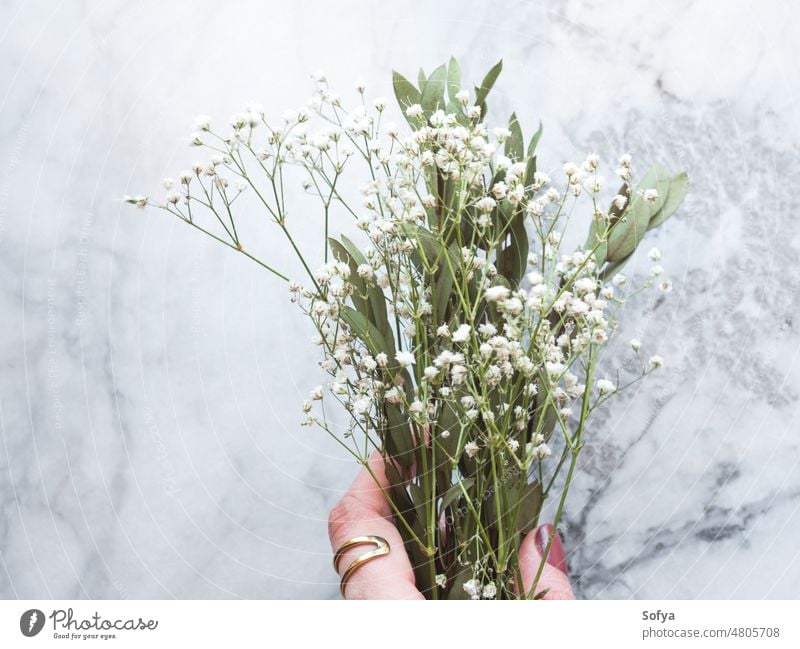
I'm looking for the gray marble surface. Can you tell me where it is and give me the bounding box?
[1,0,799,599]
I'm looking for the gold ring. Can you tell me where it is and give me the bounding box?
[333,535,391,598]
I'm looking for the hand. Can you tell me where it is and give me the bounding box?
[328,453,575,600]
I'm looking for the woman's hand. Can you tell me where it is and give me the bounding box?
[328,453,575,600]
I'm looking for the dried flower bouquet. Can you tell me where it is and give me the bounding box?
[128,57,687,599]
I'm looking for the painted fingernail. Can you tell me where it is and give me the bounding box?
[535,524,568,575]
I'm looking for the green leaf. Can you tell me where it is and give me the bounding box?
[331,236,393,346]
[496,211,529,287]
[340,235,392,342]
[474,59,503,110]
[523,154,537,187]
[386,401,415,467]
[421,64,447,113]
[392,71,421,122]
[516,481,543,535]
[328,237,367,313]
[433,246,458,325]
[440,478,475,513]
[446,56,461,103]
[504,112,524,161]
[527,120,543,157]
[339,305,391,359]
[417,67,427,89]
[605,164,671,262]
[648,171,688,230]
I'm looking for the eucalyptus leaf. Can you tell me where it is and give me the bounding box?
[440,478,475,513]
[392,71,421,123]
[648,171,688,230]
[516,481,543,535]
[527,120,543,157]
[446,56,461,103]
[496,211,529,287]
[605,165,671,262]
[505,112,524,161]
[421,64,447,113]
[474,59,503,115]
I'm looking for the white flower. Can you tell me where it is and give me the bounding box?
[311,69,327,82]
[484,285,510,302]
[596,378,615,395]
[452,324,472,343]
[423,366,438,381]
[353,396,371,414]
[437,324,451,338]
[476,196,497,212]
[409,400,424,414]
[372,97,387,111]
[619,153,632,168]
[435,574,448,588]
[466,105,481,119]
[650,264,664,277]
[375,352,389,368]
[464,441,480,458]
[563,162,579,177]
[193,114,212,131]
[533,443,551,460]
[405,104,423,118]
[649,355,664,369]
[643,188,659,203]
[612,194,627,210]
[384,387,402,405]
[491,181,507,199]
[395,351,415,367]
[659,279,673,293]
[482,583,497,599]
[356,264,374,280]
[630,338,642,352]
[492,127,512,142]
[310,385,324,400]
[612,274,627,287]
[478,323,497,337]
[463,579,480,600]
[648,247,663,262]
[508,439,520,453]
[455,90,470,105]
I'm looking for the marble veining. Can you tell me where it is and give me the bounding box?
[1,0,799,598]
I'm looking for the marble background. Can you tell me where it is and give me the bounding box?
[1,0,799,599]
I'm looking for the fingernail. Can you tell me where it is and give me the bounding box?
[535,524,568,575]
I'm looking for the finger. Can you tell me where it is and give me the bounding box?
[328,452,423,599]
[519,524,576,600]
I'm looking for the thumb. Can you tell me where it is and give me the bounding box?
[518,524,576,600]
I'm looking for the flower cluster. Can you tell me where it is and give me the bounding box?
[131,57,686,599]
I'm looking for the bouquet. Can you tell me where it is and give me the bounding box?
[127,57,687,599]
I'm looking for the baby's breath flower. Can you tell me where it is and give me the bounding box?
[596,378,615,395]
[643,188,659,203]
[484,285,510,302]
[649,355,664,369]
[452,324,471,343]
[395,350,415,367]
